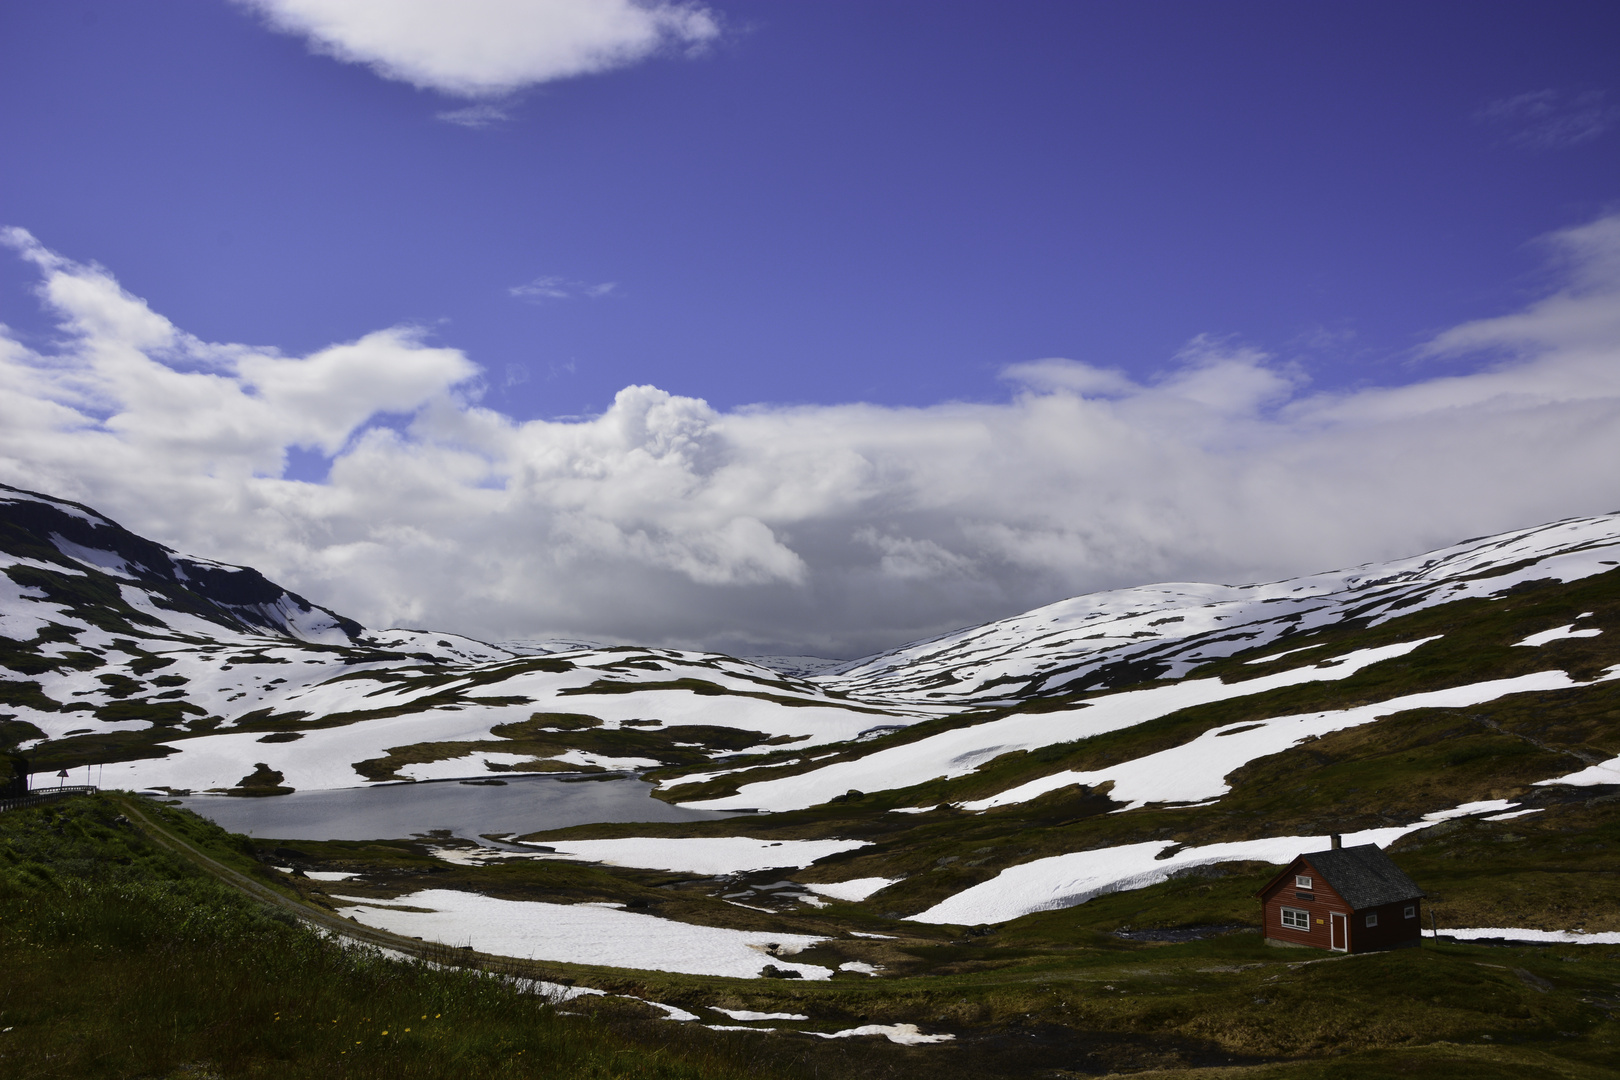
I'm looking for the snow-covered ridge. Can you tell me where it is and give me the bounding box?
[5,480,1619,805]
[815,514,1620,705]
[2,483,929,794]
[1,483,364,645]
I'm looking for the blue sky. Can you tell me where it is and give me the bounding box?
[2,1,1619,655]
[5,1,1616,418]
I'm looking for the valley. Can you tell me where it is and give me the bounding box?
[4,480,1620,1078]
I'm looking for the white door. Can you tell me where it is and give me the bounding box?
[1329,912,1348,952]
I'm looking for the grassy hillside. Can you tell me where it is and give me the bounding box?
[0,795,775,1080]
[5,794,1620,1077]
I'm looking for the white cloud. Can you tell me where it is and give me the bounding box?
[3,217,1620,658]
[435,103,510,128]
[1477,89,1619,150]
[235,0,721,98]
[509,275,617,302]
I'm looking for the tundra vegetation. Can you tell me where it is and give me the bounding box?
[4,488,1620,1076]
[3,786,1618,1078]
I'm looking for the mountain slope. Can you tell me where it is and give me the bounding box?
[818,514,1620,705]
[5,481,1618,826]
[0,483,927,794]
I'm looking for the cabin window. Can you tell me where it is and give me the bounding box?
[1365,912,1378,928]
[1404,905,1416,919]
[1294,874,1312,889]
[1280,907,1310,931]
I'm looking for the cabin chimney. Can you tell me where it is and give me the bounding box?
[1331,833,1342,850]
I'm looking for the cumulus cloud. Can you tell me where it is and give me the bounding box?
[235,0,721,98]
[2,218,1620,658]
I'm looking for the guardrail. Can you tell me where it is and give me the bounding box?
[0,785,99,814]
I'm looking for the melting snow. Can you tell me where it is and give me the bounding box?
[50,535,141,578]
[1444,928,1620,944]
[1420,799,1517,821]
[1515,624,1602,647]
[684,638,1440,812]
[809,1024,953,1044]
[803,878,898,902]
[1535,754,1620,788]
[398,754,544,781]
[528,836,870,875]
[907,792,1569,926]
[340,889,832,978]
[960,666,1619,813]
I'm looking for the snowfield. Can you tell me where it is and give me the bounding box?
[820,514,1620,704]
[1535,754,1620,788]
[960,665,1620,812]
[1515,622,1602,647]
[8,484,1620,982]
[803,878,900,902]
[679,638,1440,812]
[1443,929,1620,945]
[524,836,871,875]
[907,797,1557,925]
[338,889,833,978]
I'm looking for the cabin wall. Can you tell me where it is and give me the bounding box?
[1260,860,1351,950]
[1347,898,1423,953]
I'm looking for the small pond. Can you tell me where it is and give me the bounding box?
[172,772,734,844]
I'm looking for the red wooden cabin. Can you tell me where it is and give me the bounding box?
[1257,836,1424,953]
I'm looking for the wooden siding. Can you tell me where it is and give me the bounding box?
[1261,857,1350,950]
[1346,897,1424,953]
[1259,856,1422,953]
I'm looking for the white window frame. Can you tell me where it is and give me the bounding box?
[1294,874,1312,889]
[1404,905,1416,919]
[1280,906,1310,931]
[1365,912,1378,928]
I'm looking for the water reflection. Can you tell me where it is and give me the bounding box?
[174,772,733,844]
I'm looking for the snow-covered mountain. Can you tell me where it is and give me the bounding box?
[819,515,1620,705]
[0,483,926,795]
[3,480,1617,827]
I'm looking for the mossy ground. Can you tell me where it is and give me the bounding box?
[6,782,1620,1078]
[6,568,1620,1075]
[221,789,1620,1078]
[0,796,779,1080]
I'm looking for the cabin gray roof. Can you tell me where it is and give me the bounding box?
[1301,844,1424,909]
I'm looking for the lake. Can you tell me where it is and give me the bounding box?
[173,772,734,844]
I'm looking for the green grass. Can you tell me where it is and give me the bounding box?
[9,794,1620,1079]
[0,796,784,1080]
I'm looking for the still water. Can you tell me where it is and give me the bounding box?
[174,772,734,844]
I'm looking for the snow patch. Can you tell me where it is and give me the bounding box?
[908,794,1545,926]
[809,1024,953,1045]
[1515,624,1602,647]
[1444,928,1620,944]
[1482,808,1544,821]
[341,889,832,978]
[711,1007,809,1021]
[397,753,542,781]
[803,878,898,902]
[1535,754,1620,788]
[687,638,1443,813]
[961,665,1616,813]
[527,836,870,876]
